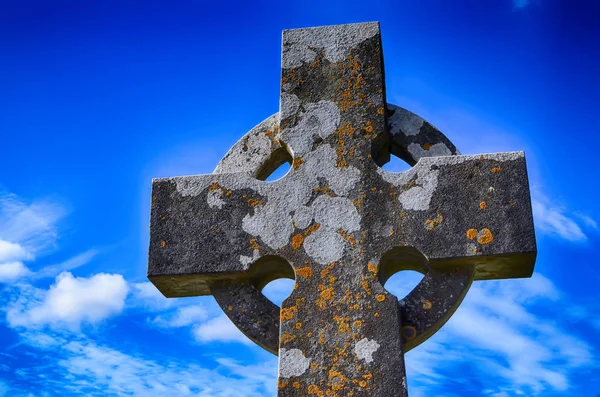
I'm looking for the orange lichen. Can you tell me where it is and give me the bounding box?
[312,184,336,197]
[424,219,435,230]
[359,380,367,388]
[278,379,289,389]
[422,300,433,310]
[318,332,326,345]
[227,305,233,311]
[335,316,351,333]
[466,228,478,240]
[492,167,502,173]
[296,266,313,278]
[376,294,386,302]
[360,278,372,295]
[353,320,362,328]
[291,234,305,249]
[247,198,264,207]
[295,322,303,329]
[308,384,324,396]
[305,223,321,236]
[208,183,221,191]
[422,143,432,151]
[292,156,304,171]
[479,201,487,209]
[337,229,357,245]
[334,122,356,168]
[242,194,262,207]
[280,331,297,344]
[353,74,365,89]
[328,369,349,391]
[320,287,334,301]
[316,282,335,310]
[280,307,296,322]
[250,238,261,250]
[477,228,494,245]
[377,107,384,115]
[160,240,167,248]
[367,261,378,275]
[425,213,444,230]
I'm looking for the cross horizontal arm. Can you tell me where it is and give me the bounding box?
[148,173,283,297]
[373,151,536,281]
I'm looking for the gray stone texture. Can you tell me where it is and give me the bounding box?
[148,22,536,396]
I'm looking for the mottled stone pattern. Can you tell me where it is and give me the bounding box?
[148,22,537,397]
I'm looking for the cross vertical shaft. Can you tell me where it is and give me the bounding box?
[275,22,408,396]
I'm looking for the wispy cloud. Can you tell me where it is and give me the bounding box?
[34,249,99,279]
[0,193,66,256]
[130,281,175,311]
[132,281,254,345]
[532,188,596,242]
[150,304,209,328]
[192,315,253,345]
[405,274,596,395]
[0,193,70,284]
[1,330,276,397]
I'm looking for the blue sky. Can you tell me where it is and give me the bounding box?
[1,0,599,396]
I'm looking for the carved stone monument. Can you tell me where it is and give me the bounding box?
[147,22,536,396]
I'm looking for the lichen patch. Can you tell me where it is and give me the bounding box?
[279,348,311,378]
[353,338,380,363]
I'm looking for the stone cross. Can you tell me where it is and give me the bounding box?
[147,22,536,396]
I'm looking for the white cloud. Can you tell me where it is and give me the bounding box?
[531,190,595,242]
[7,272,128,329]
[134,287,251,346]
[193,315,252,345]
[0,261,31,283]
[0,240,32,262]
[130,281,173,311]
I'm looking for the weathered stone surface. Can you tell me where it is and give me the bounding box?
[148,22,536,396]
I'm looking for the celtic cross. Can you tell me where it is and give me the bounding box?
[148,22,536,396]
